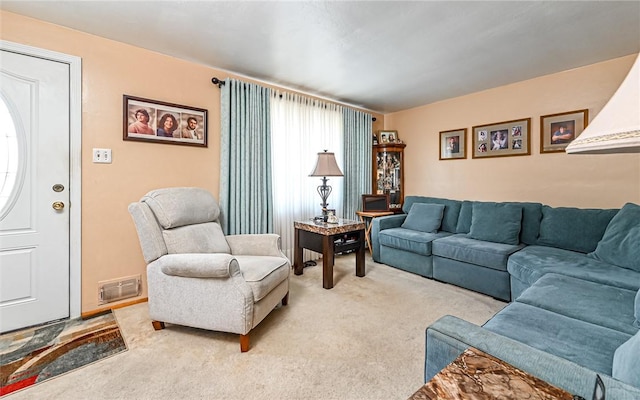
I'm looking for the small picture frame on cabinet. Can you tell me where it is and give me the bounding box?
[377,130,399,144]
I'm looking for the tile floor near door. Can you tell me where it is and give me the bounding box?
[6,253,506,400]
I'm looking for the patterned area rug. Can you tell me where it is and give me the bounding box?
[0,311,127,396]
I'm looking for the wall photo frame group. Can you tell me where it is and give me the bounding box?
[439,128,467,160]
[123,95,208,147]
[472,118,531,159]
[540,109,588,153]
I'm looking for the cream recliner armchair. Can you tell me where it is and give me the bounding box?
[128,187,290,352]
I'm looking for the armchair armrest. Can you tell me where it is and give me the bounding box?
[371,214,407,262]
[225,234,285,257]
[153,253,240,278]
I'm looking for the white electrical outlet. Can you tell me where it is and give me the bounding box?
[93,148,112,164]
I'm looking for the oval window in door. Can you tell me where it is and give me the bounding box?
[0,95,23,219]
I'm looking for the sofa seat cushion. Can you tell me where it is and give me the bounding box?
[432,234,525,271]
[516,273,638,335]
[379,228,451,256]
[483,302,632,375]
[507,245,640,291]
[235,255,289,302]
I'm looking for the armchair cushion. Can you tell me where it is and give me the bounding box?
[163,222,231,254]
[156,253,240,278]
[226,234,285,257]
[235,255,290,301]
[143,187,220,228]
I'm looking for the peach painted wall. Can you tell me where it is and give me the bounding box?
[1,11,382,312]
[385,54,640,209]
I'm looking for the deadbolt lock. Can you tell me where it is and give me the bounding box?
[52,184,64,192]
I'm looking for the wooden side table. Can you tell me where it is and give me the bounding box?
[409,347,578,400]
[293,219,365,289]
[355,210,394,251]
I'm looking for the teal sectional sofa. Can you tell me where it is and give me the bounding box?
[371,197,640,398]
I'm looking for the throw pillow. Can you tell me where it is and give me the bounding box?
[588,203,640,272]
[612,331,640,387]
[468,202,522,245]
[401,203,445,233]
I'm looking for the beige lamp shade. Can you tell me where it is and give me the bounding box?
[309,151,344,176]
[566,54,640,154]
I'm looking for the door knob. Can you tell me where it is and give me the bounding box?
[52,201,65,211]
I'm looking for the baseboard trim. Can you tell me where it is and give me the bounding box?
[81,297,148,319]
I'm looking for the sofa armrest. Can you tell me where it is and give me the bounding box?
[371,214,406,262]
[225,233,285,257]
[425,315,640,400]
[152,253,240,278]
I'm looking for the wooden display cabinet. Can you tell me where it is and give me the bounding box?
[372,143,405,213]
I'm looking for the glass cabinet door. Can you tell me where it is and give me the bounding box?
[373,143,405,212]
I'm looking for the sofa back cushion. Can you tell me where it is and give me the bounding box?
[506,202,542,245]
[536,206,618,253]
[455,200,473,233]
[403,196,461,233]
[588,202,640,272]
[468,202,522,245]
[457,201,542,244]
[401,203,445,233]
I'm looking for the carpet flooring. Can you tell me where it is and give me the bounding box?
[0,311,127,396]
[3,253,506,399]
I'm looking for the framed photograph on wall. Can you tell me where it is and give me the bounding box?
[123,95,208,147]
[439,128,467,160]
[377,130,399,144]
[540,109,588,153]
[472,118,531,158]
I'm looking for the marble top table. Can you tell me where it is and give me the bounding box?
[409,347,577,400]
[293,219,365,289]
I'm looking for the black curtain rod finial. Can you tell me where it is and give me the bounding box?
[211,77,225,88]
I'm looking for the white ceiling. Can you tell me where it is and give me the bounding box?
[2,1,639,113]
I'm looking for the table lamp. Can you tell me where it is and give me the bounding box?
[309,150,343,221]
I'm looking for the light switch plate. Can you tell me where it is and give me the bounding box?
[93,148,112,163]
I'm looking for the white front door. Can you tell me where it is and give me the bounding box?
[0,49,71,332]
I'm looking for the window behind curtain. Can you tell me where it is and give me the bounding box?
[270,91,343,261]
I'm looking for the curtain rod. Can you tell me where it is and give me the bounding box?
[211,77,225,88]
[214,76,376,121]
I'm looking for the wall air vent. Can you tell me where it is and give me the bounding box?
[98,275,141,304]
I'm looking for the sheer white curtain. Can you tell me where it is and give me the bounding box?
[271,91,343,261]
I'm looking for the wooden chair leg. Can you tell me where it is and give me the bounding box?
[282,291,289,306]
[151,320,165,330]
[240,334,250,352]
